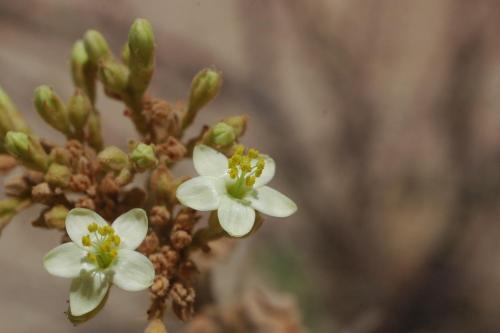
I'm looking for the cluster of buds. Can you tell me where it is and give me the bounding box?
[0,17,297,333]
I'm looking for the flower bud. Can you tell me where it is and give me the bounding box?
[4,131,49,171]
[128,18,155,95]
[83,30,111,65]
[44,163,71,188]
[98,146,129,171]
[130,143,157,171]
[34,85,70,134]
[223,115,247,138]
[115,167,133,186]
[0,87,30,137]
[71,40,96,103]
[121,43,130,66]
[184,68,222,129]
[43,205,68,230]
[0,155,17,172]
[68,89,92,132]
[211,122,236,146]
[87,111,103,151]
[98,59,129,98]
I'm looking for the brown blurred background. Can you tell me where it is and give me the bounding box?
[2,0,500,332]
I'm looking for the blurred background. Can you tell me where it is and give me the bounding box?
[2,0,500,332]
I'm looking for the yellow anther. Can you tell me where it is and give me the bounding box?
[229,167,238,179]
[245,176,256,187]
[248,148,259,159]
[109,249,117,259]
[255,169,263,177]
[86,253,96,262]
[241,156,252,172]
[87,222,98,233]
[97,227,108,236]
[234,144,245,155]
[112,235,121,246]
[257,157,265,170]
[101,242,110,252]
[82,235,91,247]
[105,225,114,234]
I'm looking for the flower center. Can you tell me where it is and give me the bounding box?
[226,145,265,199]
[81,222,121,269]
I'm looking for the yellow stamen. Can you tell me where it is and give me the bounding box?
[245,176,256,187]
[82,235,91,247]
[234,144,245,155]
[112,235,121,246]
[248,148,259,159]
[98,226,109,236]
[87,222,98,233]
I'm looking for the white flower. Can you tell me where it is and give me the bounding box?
[176,144,297,237]
[43,208,154,317]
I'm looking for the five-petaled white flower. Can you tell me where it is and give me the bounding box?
[176,144,297,237]
[43,208,154,317]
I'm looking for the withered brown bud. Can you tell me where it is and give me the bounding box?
[150,275,170,298]
[76,196,96,210]
[171,230,192,250]
[170,283,195,321]
[5,175,30,197]
[44,205,68,229]
[0,155,17,172]
[31,182,53,203]
[160,245,179,266]
[139,232,160,255]
[150,206,170,227]
[70,174,92,192]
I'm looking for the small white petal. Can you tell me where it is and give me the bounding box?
[193,144,228,177]
[112,249,155,291]
[69,270,110,316]
[43,243,87,278]
[112,208,148,250]
[254,155,275,187]
[248,186,297,217]
[176,176,225,211]
[66,208,108,248]
[217,196,255,237]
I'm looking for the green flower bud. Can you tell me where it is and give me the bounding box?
[87,111,103,151]
[184,68,222,129]
[0,87,30,137]
[121,43,130,66]
[128,18,155,96]
[44,163,71,188]
[68,89,92,132]
[34,85,70,135]
[223,115,247,138]
[71,40,96,103]
[211,122,236,146]
[130,143,157,171]
[98,59,129,98]
[115,167,133,186]
[98,146,129,171]
[4,131,48,171]
[43,205,68,230]
[83,30,111,65]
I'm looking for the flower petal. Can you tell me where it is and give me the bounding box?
[112,249,155,291]
[176,176,225,211]
[217,196,255,237]
[66,208,108,248]
[43,242,87,278]
[248,186,297,217]
[254,155,275,187]
[193,144,228,177]
[112,208,148,250]
[69,270,110,316]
